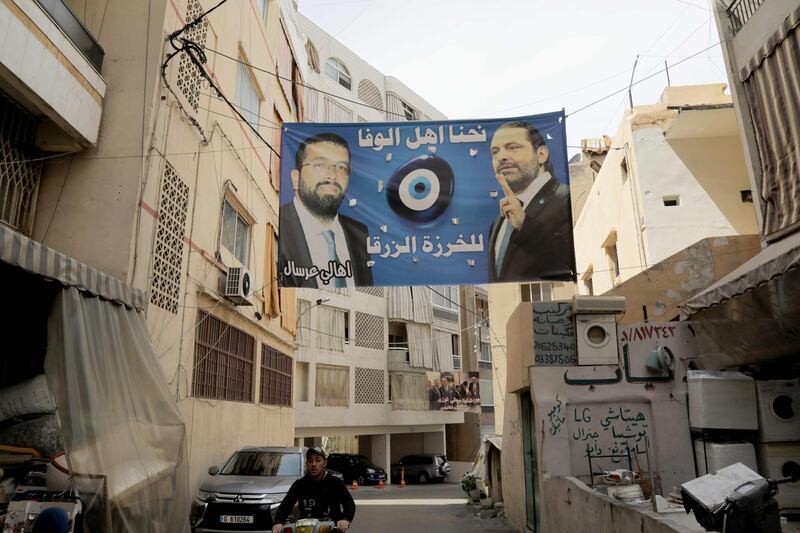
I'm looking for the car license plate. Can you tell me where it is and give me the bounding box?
[220,515,254,524]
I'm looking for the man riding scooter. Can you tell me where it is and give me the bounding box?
[272,447,355,533]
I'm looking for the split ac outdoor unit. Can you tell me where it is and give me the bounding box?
[224,266,251,304]
[575,313,619,365]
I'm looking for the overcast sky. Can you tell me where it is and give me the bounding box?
[297,0,729,155]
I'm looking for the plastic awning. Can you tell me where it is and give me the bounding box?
[0,225,144,311]
[680,230,800,319]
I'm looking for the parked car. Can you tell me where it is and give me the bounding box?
[390,454,450,484]
[325,453,387,486]
[191,446,343,532]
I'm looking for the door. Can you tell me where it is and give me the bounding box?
[520,390,538,531]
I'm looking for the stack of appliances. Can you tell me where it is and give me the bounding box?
[755,379,800,514]
[688,371,759,479]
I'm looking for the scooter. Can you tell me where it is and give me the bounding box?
[279,518,342,533]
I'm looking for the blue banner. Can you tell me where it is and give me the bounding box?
[278,112,575,287]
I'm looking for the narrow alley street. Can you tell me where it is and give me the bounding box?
[349,483,514,533]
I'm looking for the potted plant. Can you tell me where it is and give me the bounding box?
[461,473,480,501]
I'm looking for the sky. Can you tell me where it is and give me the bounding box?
[297,0,729,156]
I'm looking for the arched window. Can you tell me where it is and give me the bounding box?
[357,79,383,110]
[325,57,351,90]
[305,39,320,73]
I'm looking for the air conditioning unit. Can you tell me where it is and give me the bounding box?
[224,266,251,304]
[575,313,619,365]
[573,295,626,314]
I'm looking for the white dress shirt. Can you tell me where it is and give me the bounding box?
[494,171,552,266]
[293,196,354,288]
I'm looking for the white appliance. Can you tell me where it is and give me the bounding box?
[756,379,800,442]
[693,440,758,476]
[223,266,251,304]
[575,313,618,365]
[687,370,758,431]
[756,442,800,511]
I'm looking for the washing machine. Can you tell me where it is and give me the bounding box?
[688,370,758,431]
[694,440,758,476]
[756,442,800,512]
[756,379,800,442]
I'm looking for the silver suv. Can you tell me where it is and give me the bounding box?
[391,454,450,484]
[191,447,303,532]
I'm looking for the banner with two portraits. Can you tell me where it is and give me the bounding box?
[278,112,575,288]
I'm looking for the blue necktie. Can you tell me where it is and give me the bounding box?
[321,229,346,288]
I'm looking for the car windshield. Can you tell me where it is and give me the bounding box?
[220,451,301,476]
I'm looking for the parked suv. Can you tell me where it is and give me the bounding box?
[391,454,450,484]
[191,446,341,532]
[326,453,387,486]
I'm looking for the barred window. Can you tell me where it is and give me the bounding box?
[0,93,41,234]
[355,312,384,350]
[193,312,255,401]
[260,345,292,406]
[176,0,208,112]
[356,286,384,297]
[354,367,384,404]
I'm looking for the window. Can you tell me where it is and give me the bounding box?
[260,345,292,406]
[236,61,261,131]
[193,312,255,401]
[740,190,753,203]
[431,285,459,310]
[343,310,350,343]
[401,100,418,121]
[277,25,297,113]
[316,305,346,352]
[315,364,349,406]
[451,334,461,369]
[480,379,494,406]
[0,93,41,234]
[324,58,351,90]
[221,198,251,266]
[305,40,320,73]
[479,342,492,363]
[389,333,409,363]
[662,195,680,207]
[357,79,383,109]
[606,243,620,280]
[295,362,309,402]
[520,283,552,302]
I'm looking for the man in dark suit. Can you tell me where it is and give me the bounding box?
[279,133,373,288]
[487,121,575,282]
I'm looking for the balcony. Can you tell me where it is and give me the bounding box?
[726,0,765,33]
[0,0,106,147]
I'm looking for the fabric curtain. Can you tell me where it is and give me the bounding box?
[315,364,349,406]
[316,305,345,352]
[740,12,800,237]
[433,329,454,372]
[296,299,310,346]
[264,224,280,318]
[389,372,427,410]
[44,287,188,533]
[406,323,433,369]
[280,287,297,334]
[411,286,433,324]
[387,287,414,321]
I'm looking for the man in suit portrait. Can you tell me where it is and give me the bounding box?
[279,132,373,288]
[487,121,575,282]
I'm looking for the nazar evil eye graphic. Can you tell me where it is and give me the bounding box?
[386,155,455,222]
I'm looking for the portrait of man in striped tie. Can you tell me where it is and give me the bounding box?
[487,121,575,283]
[279,133,373,288]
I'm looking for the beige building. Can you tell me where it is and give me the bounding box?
[573,84,758,298]
[1,0,311,504]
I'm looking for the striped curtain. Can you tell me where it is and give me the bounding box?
[740,7,800,238]
[432,329,454,373]
[406,323,433,369]
[387,287,415,321]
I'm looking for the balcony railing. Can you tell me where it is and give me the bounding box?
[726,0,765,34]
[34,0,104,71]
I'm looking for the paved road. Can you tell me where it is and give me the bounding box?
[347,482,514,533]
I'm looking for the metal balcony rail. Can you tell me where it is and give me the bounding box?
[34,0,104,71]
[726,0,765,34]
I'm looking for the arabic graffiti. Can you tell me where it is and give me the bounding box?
[533,302,577,366]
[568,403,651,464]
[619,325,677,343]
[357,125,488,152]
[547,394,566,436]
[366,234,485,259]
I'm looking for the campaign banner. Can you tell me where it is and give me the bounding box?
[426,371,481,412]
[278,112,575,288]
